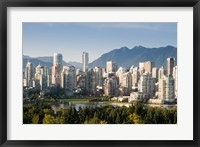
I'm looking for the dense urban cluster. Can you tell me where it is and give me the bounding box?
[23,52,177,104]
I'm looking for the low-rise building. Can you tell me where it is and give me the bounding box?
[129,92,143,102]
[148,98,163,104]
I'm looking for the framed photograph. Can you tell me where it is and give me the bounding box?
[0,0,199,146]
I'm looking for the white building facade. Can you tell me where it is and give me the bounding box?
[82,52,89,73]
[52,53,63,86]
[61,66,76,96]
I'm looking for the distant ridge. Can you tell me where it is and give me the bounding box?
[89,45,177,68]
[23,56,82,71]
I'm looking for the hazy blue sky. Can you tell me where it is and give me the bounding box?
[23,22,177,63]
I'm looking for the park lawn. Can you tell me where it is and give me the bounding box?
[58,97,111,104]
[66,99,90,104]
[60,98,90,103]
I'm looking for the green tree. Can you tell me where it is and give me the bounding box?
[153,109,165,124]
[55,116,65,124]
[115,113,121,124]
[134,101,143,115]
[129,113,144,124]
[32,114,39,124]
[108,109,116,124]
[144,107,154,124]
[84,117,100,124]
[173,111,177,124]
[100,120,107,124]
[43,114,56,124]
[23,106,35,124]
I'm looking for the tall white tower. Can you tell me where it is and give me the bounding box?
[52,53,63,86]
[166,57,175,76]
[106,61,117,73]
[25,62,34,87]
[82,52,89,72]
[158,66,165,81]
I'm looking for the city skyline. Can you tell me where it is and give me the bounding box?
[24,52,177,101]
[23,22,177,62]
[23,23,177,124]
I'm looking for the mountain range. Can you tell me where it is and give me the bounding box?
[23,45,177,70]
[89,45,177,68]
[23,55,82,70]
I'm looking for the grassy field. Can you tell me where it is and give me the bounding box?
[61,99,90,104]
[58,98,129,105]
[56,96,110,103]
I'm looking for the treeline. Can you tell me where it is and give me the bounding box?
[23,102,177,124]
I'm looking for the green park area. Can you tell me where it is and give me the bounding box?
[56,96,111,103]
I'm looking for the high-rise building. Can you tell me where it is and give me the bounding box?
[52,53,63,86]
[166,57,175,76]
[139,62,145,75]
[144,61,155,73]
[158,66,165,81]
[159,75,174,101]
[129,65,134,73]
[35,64,43,80]
[102,68,107,78]
[76,74,86,90]
[61,66,76,96]
[25,62,34,87]
[116,67,125,84]
[53,53,63,65]
[106,61,117,73]
[104,76,119,97]
[23,78,27,87]
[76,69,86,90]
[121,72,132,95]
[173,66,178,98]
[139,62,144,70]
[82,52,89,72]
[47,75,52,87]
[40,74,47,90]
[85,67,102,95]
[85,69,96,95]
[76,69,82,76]
[131,67,139,87]
[43,66,49,76]
[93,67,103,86]
[138,72,154,98]
[34,64,48,90]
[152,67,158,82]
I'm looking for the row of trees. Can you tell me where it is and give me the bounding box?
[23,101,177,124]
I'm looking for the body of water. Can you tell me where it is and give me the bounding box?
[51,102,113,113]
